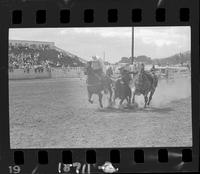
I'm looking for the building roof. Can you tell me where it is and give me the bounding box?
[9,40,55,45]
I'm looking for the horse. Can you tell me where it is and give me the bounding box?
[113,78,132,105]
[84,65,113,108]
[132,64,158,108]
[112,68,133,106]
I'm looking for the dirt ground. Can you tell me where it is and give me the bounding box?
[9,76,192,148]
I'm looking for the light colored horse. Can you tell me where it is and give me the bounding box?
[84,62,113,108]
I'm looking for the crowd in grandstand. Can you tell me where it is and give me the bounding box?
[8,42,84,73]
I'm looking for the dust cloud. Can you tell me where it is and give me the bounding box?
[133,76,191,107]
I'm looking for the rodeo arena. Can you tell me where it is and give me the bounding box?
[9,38,192,148]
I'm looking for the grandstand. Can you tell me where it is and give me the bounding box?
[9,40,85,69]
[9,40,55,49]
[9,40,86,80]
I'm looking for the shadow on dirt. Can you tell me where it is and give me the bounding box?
[97,104,174,114]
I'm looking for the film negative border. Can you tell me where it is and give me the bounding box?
[6,148,194,173]
[0,0,199,173]
[11,148,193,165]
[11,7,191,25]
[6,0,196,27]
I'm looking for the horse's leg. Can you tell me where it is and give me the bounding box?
[144,94,148,108]
[120,98,124,105]
[126,97,129,103]
[147,88,156,105]
[113,90,117,105]
[88,91,93,104]
[126,96,131,106]
[113,96,116,105]
[128,87,132,105]
[132,92,136,104]
[108,86,113,105]
[128,96,131,105]
[125,87,131,104]
[98,92,103,108]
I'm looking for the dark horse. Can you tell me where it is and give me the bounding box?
[113,79,132,105]
[113,69,133,105]
[84,63,113,108]
[132,64,158,108]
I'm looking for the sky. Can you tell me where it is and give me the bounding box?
[9,26,190,63]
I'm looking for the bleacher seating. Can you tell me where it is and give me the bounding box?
[9,43,84,71]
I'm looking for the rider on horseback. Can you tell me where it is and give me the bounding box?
[119,67,132,85]
[88,56,109,93]
[91,56,105,80]
[85,57,113,107]
[141,63,158,89]
[106,66,113,77]
[150,64,156,74]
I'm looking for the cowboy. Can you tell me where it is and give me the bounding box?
[141,63,157,87]
[86,57,109,94]
[140,63,145,72]
[106,66,113,77]
[150,65,156,74]
[91,56,105,81]
[150,64,158,86]
[119,66,132,85]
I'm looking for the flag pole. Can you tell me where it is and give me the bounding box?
[131,27,134,64]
